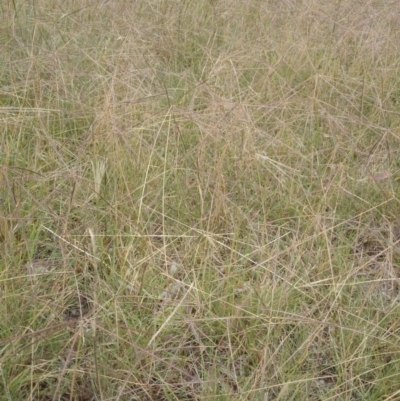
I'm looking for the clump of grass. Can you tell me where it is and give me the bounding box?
[2,0,400,400]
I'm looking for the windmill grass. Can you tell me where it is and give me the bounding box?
[2,1,400,399]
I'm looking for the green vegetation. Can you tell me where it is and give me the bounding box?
[2,1,400,399]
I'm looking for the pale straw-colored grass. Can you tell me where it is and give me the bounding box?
[1,0,400,399]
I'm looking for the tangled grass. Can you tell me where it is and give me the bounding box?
[2,1,400,399]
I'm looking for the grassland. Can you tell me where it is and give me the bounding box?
[2,1,400,400]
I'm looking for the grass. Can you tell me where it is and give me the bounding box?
[2,0,400,400]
